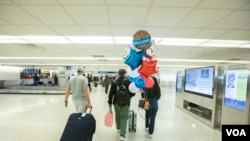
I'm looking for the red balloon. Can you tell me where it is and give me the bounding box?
[139,73,146,79]
[138,58,158,77]
[144,77,154,88]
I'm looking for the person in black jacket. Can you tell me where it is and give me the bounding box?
[54,74,58,86]
[108,69,135,141]
[33,73,40,86]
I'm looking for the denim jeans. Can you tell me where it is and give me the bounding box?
[114,104,129,137]
[145,98,158,135]
[34,81,38,86]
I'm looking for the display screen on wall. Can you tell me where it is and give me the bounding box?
[176,73,183,93]
[184,66,215,98]
[224,70,248,111]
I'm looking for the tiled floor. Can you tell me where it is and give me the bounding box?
[0,86,221,141]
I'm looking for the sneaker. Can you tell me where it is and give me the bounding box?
[117,129,120,133]
[148,134,153,138]
[120,136,125,141]
[145,128,149,132]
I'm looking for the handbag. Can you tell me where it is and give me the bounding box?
[138,98,150,110]
[104,110,113,127]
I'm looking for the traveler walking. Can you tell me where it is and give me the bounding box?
[64,66,92,112]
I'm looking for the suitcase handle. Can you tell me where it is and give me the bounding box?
[85,106,92,113]
[81,107,93,117]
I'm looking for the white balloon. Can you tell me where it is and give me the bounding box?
[127,67,139,78]
[146,48,154,56]
[128,82,138,93]
[121,47,130,59]
[146,39,158,56]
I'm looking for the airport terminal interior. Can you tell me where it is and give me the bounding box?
[0,86,222,141]
[0,0,250,141]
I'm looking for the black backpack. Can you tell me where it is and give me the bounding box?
[115,79,130,106]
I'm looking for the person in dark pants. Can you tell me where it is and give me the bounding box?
[142,76,161,138]
[87,74,92,92]
[33,73,40,86]
[54,75,58,86]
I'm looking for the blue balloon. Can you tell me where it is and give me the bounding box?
[124,48,145,70]
[134,76,145,88]
[128,76,137,82]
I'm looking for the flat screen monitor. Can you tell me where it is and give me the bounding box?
[224,70,248,111]
[176,73,183,93]
[184,66,215,98]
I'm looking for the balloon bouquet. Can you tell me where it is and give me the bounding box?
[123,30,158,93]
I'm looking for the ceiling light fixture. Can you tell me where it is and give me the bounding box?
[18,36,71,44]
[0,57,248,64]
[66,36,114,44]
[200,40,248,47]
[0,36,249,48]
[157,38,208,46]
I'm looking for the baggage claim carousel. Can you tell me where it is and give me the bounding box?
[0,86,66,94]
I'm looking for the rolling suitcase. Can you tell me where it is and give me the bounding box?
[60,108,96,141]
[128,110,136,132]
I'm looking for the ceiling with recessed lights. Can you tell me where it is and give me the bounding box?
[0,0,250,72]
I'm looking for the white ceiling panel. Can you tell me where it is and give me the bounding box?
[241,35,250,40]
[74,44,118,56]
[21,5,75,24]
[198,0,249,9]
[0,25,30,35]
[212,52,247,60]
[81,26,112,36]
[50,25,86,36]
[153,0,201,7]
[237,54,250,60]
[145,7,191,26]
[217,30,250,40]
[0,44,24,53]
[111,26,141,36]
[157,46,193,54]
[115,44,134,58]
[108,6,149,25]
[239,23,250,30]
[0,1,250,69]
[106,0,151,6]
[0,0,13,4]
[12,0,58,4]
[211,11,250,29]
[19,25,59,35]
[0,5,41,24]
[0,19,9,24]
[192,29,230,39]
[240,2,250,10]
[58,0,105,4]
[142,27,172,37]
[178,9,231,28]
[64,6,109,25]
[167,28,202,38]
